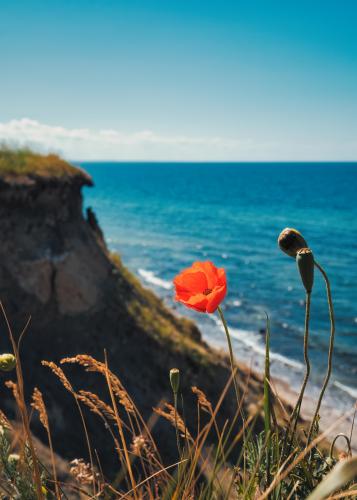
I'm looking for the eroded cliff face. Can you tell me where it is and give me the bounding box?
[0,162,265,472]
[0,171,110,315]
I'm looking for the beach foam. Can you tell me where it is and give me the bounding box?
[209,315,304,370]
[138,268,172,290]
[334,381,357,399]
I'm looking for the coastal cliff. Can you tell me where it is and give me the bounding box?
[0,150,272,472]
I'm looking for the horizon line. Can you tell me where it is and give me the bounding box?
[73,159,357,164]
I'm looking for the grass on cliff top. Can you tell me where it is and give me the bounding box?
[0,147,89,181]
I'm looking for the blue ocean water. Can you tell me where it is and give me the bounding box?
[79,162,357,412]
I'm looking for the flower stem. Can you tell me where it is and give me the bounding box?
[307,260,335,446]
[286,292,311,452]
[217,305,247,483]
[217,306,240,405]
[173,391,183,490]
[174,392,182,458]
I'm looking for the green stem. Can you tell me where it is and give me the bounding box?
[264,315,271,494]
[217,306,240,406]
[173,391,183,490]
[217,305,247,483]
[329,433,352,459]
[290,292,311,442]
[281,292,311,459]
[174,392,182,458]
[307,261,335,445]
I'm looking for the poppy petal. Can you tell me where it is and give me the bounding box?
[173,261,227,314]
[174,270,208,293]
[192,261,219,289]
[180,293,208,313]
[216,267,227,286]
[206,285,227,313]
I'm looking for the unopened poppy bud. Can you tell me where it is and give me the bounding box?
[0,353,16,372]
[169,368,180,394]
[296,248,314,293]
[278,228,308,258]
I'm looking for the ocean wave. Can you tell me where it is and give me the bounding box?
[138,268,172,290]
[334,381,357,399]
[209,315,303,370]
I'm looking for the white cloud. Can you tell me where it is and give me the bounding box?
[0,118,356,161]
[0,117,275,161]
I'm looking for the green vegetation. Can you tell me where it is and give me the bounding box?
[0,424,49,499]
[0,212,356,497]
[0,303,356,499]
[0,147,88,181]
[110,251,209,359]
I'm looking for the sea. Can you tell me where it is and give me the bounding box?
[78,162,357,415]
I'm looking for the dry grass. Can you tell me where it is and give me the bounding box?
[1,341,356,499]
[0,146,90,182]
[0,289,356,498]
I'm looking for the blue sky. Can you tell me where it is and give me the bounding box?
[0,0,356,160]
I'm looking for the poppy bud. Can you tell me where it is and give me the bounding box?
[278,228,308,258]
[169,368,180,394]
[296,248,314,293]
[0,353,16,372]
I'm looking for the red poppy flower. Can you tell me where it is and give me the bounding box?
[173,261,227,313]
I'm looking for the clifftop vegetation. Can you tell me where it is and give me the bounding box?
[0,147,92,185]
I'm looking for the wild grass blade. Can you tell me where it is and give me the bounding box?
[264,313,271,494]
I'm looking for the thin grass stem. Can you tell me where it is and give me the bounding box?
[349,403,357,447]
[264,315,271,495]
[104,352,138,500]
